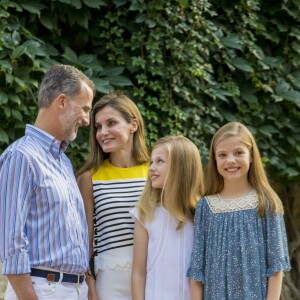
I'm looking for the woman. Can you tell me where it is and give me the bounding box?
[77,92,149,300]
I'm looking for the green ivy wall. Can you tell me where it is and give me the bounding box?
[0,0,299,297]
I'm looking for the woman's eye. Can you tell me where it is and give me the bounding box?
[108,121,116,126]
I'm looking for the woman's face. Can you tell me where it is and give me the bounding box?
[94,106,137,154]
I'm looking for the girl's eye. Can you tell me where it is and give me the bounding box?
[218,153,226,158]
[95,125,101,130]
[236,151,244,156]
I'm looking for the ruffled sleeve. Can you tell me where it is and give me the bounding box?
[263,211,291,277]
[187,198,207,283]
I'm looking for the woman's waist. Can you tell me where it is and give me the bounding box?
[94,245,133,271]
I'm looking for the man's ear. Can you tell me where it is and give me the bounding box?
[54,94,68,111]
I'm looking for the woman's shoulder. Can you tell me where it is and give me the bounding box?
[77,169,92,185]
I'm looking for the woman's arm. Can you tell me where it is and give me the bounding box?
[131,220,148,300]
[190,279,203,300]
[77,171,98,300]
[266,271,283,300]
[77,170,95,258]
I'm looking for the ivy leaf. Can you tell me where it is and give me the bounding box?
[258,125,279,138]
[70,0,82,9]
[83,0,106,8]
[100,66,124,76]
[0,129,9,144]
[178,0,189,8]
[92,78,113,94]
[104,75,133,86]
[0,60,12,71]
[220,36,242,50]
[222,111,236,121]
[0,92,8,105]
[78,54,94,65]
[280,91,300,107]
[136,14,146,23]
[20,1,46,15]
[62,47,78,63]
[24,40,46,57]
[146,19,156,28]
[232,58,254,73]
[15,77,26,89]
[285,167,300,178]
[12,45,27,59]
[40,15,57,31]
[262,56,283,68]
[275,82,289,94]
[10,95,21,105]
[113,0,127,7]
[76,10,89,28]
[11,109,23,122]
[12,31,21,45]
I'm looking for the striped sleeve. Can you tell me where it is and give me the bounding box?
[0,150,33,274]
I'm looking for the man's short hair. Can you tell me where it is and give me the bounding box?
[38,64,96,108]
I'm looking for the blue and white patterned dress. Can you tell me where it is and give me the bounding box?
[187,190,290,300]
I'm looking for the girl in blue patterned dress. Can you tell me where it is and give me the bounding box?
[187,122,290,300]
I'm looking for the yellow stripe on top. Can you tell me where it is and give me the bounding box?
[92,159,149,180]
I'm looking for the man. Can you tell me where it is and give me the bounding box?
[0,64,95,300]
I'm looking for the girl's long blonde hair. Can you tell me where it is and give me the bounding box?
[205,122,283,216]
[137,135,204,229]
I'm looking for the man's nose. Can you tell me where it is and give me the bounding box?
[82,112,90,126]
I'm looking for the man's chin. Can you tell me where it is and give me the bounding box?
[65,132,77,142]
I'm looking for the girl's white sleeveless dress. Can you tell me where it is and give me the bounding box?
[131,206,194,300]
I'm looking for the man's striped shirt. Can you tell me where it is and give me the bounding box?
[0,125,89,274]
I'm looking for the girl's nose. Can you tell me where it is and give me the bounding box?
[227,154,235,162]
[149,163,156,171]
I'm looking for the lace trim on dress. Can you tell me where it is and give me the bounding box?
[206,189,258,213]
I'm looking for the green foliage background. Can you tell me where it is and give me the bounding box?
[0,0,299,181]
[1,1,300,297]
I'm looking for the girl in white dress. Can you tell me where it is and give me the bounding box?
[131,135,204,300]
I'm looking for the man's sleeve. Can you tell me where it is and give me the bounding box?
[0,150,33,274]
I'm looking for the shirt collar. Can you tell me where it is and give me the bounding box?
[25,124,69,158]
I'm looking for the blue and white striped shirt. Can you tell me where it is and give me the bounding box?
[0,125,89,274]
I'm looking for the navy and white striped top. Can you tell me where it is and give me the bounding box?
[0,125,89,274]
[92,159,148,271]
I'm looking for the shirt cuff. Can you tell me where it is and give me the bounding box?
[2,253,31,274]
